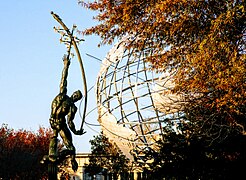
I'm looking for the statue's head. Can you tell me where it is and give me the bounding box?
[71,90,82,102]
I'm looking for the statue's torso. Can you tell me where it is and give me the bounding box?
[51,93,73,122]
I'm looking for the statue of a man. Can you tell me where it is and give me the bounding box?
[48,55,84,171]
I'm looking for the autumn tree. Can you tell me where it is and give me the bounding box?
[0,124,51,179]
[79,0,245,138]
[84,131,130,179]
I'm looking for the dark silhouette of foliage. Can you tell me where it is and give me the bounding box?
[145,122,246,179]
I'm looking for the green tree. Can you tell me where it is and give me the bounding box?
[84,131,130,179]
[80,0,246,137]
[0,124,52,179]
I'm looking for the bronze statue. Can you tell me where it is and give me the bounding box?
[51,55,85,171]
[42,55,85,172]
[41,12,87,179]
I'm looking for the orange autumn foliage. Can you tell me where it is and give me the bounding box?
[0,125,52,179]
[80,0,245,127]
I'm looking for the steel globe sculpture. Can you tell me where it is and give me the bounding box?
[96,37,185,162]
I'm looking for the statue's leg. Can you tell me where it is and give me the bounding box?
[49,129,58,162]
[59,125,75,153]
[59,125,78,171]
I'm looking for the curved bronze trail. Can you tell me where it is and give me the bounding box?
[51,11,87,133]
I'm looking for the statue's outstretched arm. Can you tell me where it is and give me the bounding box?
[67,106,76,133]
[67,106,85,135]
[60,55,70,94]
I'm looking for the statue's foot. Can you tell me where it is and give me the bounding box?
[71,159,78,172]
[49,155,57,163]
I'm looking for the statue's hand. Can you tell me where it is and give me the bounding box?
[62,55,70,66]
[74,129,86,135]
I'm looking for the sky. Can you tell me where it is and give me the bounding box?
[0,1,112,152]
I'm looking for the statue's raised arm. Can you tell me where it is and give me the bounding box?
[59,55,70,95]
